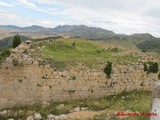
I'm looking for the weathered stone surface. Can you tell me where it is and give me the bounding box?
[73,107,80,112]
[7,118,14,120]
[26,115,34,120]
[81,107,88,111]
[47,114,56,119]
[34,113,42,120]
[0,110,7,116]
[56,104,64,110]
[58,114,68,120]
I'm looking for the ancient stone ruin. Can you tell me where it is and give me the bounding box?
[0,41,158,110]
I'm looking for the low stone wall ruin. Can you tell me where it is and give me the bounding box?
[0,41,158,110]
[0,60,158,110]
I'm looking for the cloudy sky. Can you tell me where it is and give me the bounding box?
[0,0,160,37]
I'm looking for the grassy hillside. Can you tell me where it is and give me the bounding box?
[34,38,137,69]
[103,33,155,51]
[137,39,160,53]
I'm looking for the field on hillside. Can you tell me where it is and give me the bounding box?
[32,38,138,69]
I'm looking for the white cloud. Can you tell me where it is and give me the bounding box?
[29,0,160,37]
[0,9,64,27]
[17,0,45,12]
[0,1,14,7]
[17,0,63,14]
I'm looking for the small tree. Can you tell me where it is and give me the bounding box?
[104,61,112,78]
[144,62,159,74]
[13,34,21,48]
[149,62,159,73]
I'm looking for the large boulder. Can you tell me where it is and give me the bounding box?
[34,113,42,120]
[26,115,34,120]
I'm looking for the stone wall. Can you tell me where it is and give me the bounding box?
[0,41,158,110]
[0,61,158,110]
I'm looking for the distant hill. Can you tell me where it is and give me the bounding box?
[1,24,158,41]
[110,33,154,42]
[0,25,21,30]
[0,25,48,30]
[0,35,30,51]
[52,25,116,39]
[0,25,116,39]
[21,25,48,31]
[137,38,160,53]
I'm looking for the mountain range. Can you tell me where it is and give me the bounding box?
[0,25,116,39]
[0,24,160,54]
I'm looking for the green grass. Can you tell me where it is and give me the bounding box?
[0,49,11,62]
[34,38,138,69]
[0,90,151,120]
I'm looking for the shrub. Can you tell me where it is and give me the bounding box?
[104,61,112,78]
[0,49,11,62]
[71,76,76,80]
[143,62,159,74]
[150,62,158,73]
[13,34,21,48]
[1,49,11,57]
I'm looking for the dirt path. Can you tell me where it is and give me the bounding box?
[67,110,118,120]
[67,110,99,120]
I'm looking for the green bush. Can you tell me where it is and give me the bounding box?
[149,62,158,73]
[0,49,11,61]
[71,76,76,80]
[13,34,21,48]
[144,62,159,74]
[104,61,112,78]
[0,49,11,57]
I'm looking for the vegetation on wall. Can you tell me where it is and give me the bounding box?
[0,49,11,62]
[143,62,159,74]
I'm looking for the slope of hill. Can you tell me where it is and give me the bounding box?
[0,25,21,30]
[137,39,160,53]
[103,33,156,51]
[37,38,138,69]
[0,25,49,31]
